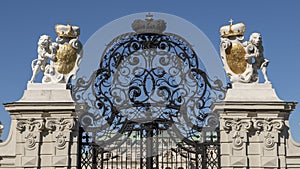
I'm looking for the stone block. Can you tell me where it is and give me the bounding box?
[52,155,68,166]
[263,147,277,156]
[261,156,278,168]
[220,131,230,142]
[279,156,286,167]
[230,156,247,167]
[232,146,246,156]
[55,143,69,155]
[70,141,79,155]
[248,143,261,155]
[225,83,281,102]
[19,83,73,102]
[69,154,79,166]
[21,156,37,166]
[41,155,52,166]
[248,156,260,167]
[220,156,230,167]
[41,142,55,155]
[221,143,230,155]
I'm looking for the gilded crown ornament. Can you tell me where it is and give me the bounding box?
[29,23,83,84]
[219,19,270,84]
[55,24,80,38]
[131,13,167,34]
[220,19,246,38]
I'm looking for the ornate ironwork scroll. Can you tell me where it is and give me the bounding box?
[73,28,225,168]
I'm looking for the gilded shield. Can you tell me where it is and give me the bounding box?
[56,43,77,74]
[225,44,247,74]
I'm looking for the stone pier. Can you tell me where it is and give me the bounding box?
[0,83,79,169]
[213,83,297,168]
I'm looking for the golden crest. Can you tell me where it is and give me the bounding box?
[56,43,77,74]
[225,44,247,74]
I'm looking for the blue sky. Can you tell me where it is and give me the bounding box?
[0,1,300,141]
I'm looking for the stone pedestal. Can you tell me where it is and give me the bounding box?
[0,83,79,169]
[212,83,296,169]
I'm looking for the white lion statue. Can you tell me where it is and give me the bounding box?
[29,35,58,83]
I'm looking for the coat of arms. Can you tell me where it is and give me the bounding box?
[220,19,270,84]
[29,24,82,84]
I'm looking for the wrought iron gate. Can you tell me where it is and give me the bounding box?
[73,14,225,169]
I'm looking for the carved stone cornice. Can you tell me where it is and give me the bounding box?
[253,118,284,134]
[16,118,44,133]
[222,118,284,151]
[223,118,252,133]
[45,118,74,133]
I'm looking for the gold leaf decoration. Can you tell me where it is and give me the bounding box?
[56,43,77,74]
[225,44,247,74]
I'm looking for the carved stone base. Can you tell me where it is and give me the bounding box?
[19,83,73,102]
[225,83,281,102]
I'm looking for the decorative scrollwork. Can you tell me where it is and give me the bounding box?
[253,118,284,150]
[24,133,37,150]
[55,132,67,150]
[16,118,44,150]
[264,133,275,149]
[223,118,251,149]
[253,118,284,133]
[232,131,244,149]
[223,118,252,133]
[44,118,73,150]
[45,118,74,133]
[73,32,225,149]
[16,118,44,133]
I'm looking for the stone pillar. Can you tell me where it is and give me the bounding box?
[0,83,79,169]
[212,83,296,169]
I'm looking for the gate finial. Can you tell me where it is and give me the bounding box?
[131,13,166,34]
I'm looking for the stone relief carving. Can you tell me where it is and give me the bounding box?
[219,19,270,84]
[16,118,75,150]
[16,118,44,150]
[29,24,82,84]
[253,119,284,134]
[223,118,252,149]
[223,118,284,150]
[45,118,74,149]
[253,119,284,150]
[45,118,74,133]
[232,131,245,149]
[264,133,275,149]
[55,132,67,150]
[223,118,252,133]
[16,118,44,133]
[24,133,37,150]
